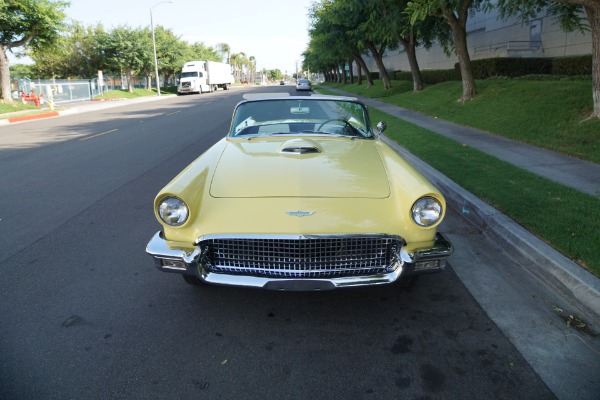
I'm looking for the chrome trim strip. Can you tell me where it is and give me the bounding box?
[201,266,403,290]
[194,233,405,245]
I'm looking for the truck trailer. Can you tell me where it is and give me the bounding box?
[177,61,234,94]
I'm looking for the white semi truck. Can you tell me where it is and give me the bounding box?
[177,61,234,94]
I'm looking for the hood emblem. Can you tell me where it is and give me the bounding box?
[286,211,315,217]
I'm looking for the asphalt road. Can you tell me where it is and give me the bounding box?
[0,85,595,399]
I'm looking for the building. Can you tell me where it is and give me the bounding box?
[360,6,592,74]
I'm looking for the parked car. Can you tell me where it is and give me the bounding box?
[296,78,312,91]
[280,79,285,85]
[146,95,453,290]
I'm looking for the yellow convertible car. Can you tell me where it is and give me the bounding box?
[146,95,453,290]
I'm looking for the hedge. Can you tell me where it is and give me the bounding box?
[391,54,591,83]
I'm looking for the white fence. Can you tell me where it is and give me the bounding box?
[14,78,104,105]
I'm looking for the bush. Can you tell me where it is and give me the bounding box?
[392,55,592,84]
[392,68,460,84]
[466,57,552,78]
[551,55,592,76]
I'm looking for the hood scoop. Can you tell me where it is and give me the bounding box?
[279,138,322,155]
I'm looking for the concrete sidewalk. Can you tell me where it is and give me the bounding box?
[326,87,600,329]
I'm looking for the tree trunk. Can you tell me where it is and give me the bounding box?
[348,59,354,84]
[366,41,392,89]
[585,4,600,119]
[340,62,347,84]
[146,74,152,90]
[353,52,373,87]
[447,13,476,102]
[126,70,134,92]
[403,34,423,92]
[0,47,13,102]
[355,57,363,85]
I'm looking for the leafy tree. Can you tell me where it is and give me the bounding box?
[407,0,493,102]
[101,26,152,92]
[346,0,396,89]
[306,0,374,86]
[186,42,221,63]
[367,0,450,91]
[9,63,34,80]
[0,0,69,101]
[266,69,283,81]
[30,21,108,79]
[153,26,187,87]
[495,0,600,120]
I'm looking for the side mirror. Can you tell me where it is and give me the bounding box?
[376,121,387,133]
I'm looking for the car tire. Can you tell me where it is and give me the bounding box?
[183,274,204,286]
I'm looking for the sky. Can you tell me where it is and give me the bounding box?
[16,0,315,75]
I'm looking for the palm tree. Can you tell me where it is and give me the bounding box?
[217,43,230,64]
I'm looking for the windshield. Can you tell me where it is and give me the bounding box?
[181,71,199,78]
[229,98,374,139]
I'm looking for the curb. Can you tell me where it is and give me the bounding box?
[6,111,60,123]
[0,111,60,125]
[382,135,600,329]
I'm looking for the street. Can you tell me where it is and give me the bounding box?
[0,85,597,399]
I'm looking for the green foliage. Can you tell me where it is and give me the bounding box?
[0,0,69,99]
[94,88,157,99]
[0,100,37,115]
[391,55,593,83]
[552,55,593,76]
[0,0,69,51]
[266,69,283,81]
[393,68,460,84]
[468,57,553,78]
[9,63,34,79]
[495,0,586,34]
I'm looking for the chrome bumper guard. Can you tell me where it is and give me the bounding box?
[145,231,453,290]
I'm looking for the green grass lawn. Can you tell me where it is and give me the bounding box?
[95,88,160,99]
[0,100,39,115]
[318,83,600,277]
[324,79,600,163]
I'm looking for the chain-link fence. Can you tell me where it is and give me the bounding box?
[11,74,151,105]
[13,78,99,105]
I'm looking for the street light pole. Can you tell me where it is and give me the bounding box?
[150,1,174,96]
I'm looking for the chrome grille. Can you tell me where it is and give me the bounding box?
[199,237,402,278]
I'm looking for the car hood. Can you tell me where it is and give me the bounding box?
[210,137,390,198]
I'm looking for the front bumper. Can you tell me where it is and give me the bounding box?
[146,232,453,291]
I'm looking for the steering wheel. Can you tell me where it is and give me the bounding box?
[316,118,359,135]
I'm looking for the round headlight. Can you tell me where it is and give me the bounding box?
[411,197,442,227]
[158,196,189,226]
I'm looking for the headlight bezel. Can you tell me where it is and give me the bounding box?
[157,196,189,226]
[411,196,443,227]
